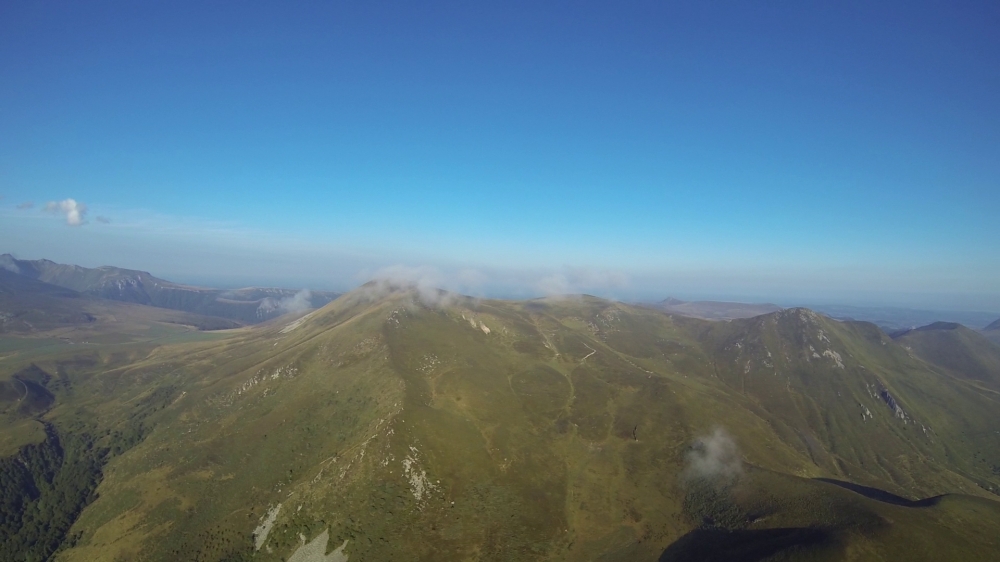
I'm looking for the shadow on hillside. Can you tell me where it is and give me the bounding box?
[815,478,942,507]
[658,527,836,562]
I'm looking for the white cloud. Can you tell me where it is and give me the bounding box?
[536,267,629,298]
[277,289,313,313]
[684,428,743,484]
[537,273,572,297]
[0,254,20,273]
[255,289,316,318]
[351,263,630,305]
[360,265,456,307]
[44,199,88,226]
[457,268,489,287]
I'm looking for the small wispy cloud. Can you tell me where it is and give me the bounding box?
[255,289,316,318]
[350,263,632,305]
[683,428,743,485]
[536,267,629,299]
[44,198,88,226]
[277,289,313,313]
[359,265,459,307]
[96,216,111,224]
[0,255,20,274]
[17,202,34,210]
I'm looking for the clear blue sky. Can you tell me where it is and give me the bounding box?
[2,1,998,309]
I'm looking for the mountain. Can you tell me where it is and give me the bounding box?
[806,303,1000,333]
[1,254,339,324]
[647,297,782,320]
[984,318,1000,346]
[0,268,239,333]
[2,286,999,561]
[892,322,1000,387]
[0,268,95,332]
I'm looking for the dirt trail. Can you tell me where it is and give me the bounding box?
[15,377,28,402]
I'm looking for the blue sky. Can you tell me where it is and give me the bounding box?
[2,1,998,309]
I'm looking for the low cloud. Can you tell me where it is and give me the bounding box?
[358,265,460,307]
[277,289,313,313]
[684,428,743,484]
[350,264,630,305]
[256,289,315,317]
[17,202,34,210]
[96,216,111,224]
[0,255,20,274]
[44,198,88,226]
[537,273,573,297]
[537,267,629,299]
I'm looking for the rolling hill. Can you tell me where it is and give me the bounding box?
[892,322,1000,388]
[1,285,998,561]
[1,254,339,324]
[984,319,1000,345]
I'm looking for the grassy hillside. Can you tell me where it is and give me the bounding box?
[893,322,1000,387]
[1,287,998,561]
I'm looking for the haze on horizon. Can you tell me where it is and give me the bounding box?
[2,2,998,311]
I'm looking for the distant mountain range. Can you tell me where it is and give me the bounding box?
[645,297,782,320]
[0,254,339,324]
[647,297,1000,344]
[0,268,240,333]
[804,303,1000,332]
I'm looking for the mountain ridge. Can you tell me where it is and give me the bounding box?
[892,320,1000,387]
[645,297,782,321]
[1,254,339,324]
[0,267,241,333]
[2,284,999,560]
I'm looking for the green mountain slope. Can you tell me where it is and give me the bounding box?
[893,322,1000,387]
[2,286,998,561]
[1,254,339,324]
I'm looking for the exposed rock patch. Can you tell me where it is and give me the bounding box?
[288,530,349,562]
